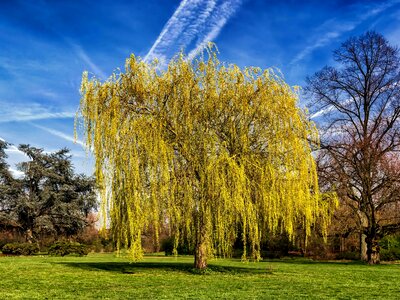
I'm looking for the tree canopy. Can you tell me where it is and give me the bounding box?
[78,49,336,268]
[0,144,97,242]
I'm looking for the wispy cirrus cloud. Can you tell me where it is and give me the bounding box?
[32,123,85,147]
[144,0,242,65]
[69,42,107,79]
[310,106,335,120]
[0,111,75,123]
[0,102,75,123]
[0,136,28,178]
[1,134,87,178]
[187,0,242,61]
[5,145,25,154]
[290,0,400,65]
[310,98,354,120]
[0,136,27,156]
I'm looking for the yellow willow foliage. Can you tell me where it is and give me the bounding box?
[77,49,337,261]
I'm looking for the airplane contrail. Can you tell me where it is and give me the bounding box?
[145,0,242,65]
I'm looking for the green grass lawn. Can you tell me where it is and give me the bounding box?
[0,253,399,299]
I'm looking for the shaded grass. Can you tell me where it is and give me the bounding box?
[0,253,399,299]
[61,260,271,275]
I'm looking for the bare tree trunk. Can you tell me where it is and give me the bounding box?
[366,236,380,264]
[26,229,33,244]
[360,233,368,261]
[358,210,369,262]
[340,236,346,253]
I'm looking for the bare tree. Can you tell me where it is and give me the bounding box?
[306,31,400,264]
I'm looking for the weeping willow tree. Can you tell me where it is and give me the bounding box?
[77,48,337,269]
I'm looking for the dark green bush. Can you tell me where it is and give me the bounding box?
[48,242,88,256]
[381,235,400,250]
[380,234,400,261]
[380,248,400,261]
[0,239,14,250]
[1,243,39,255]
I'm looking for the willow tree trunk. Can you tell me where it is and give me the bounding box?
[194,213,208,270]
[194,236,208,270]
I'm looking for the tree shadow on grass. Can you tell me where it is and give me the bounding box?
[59,261,272,275]
[264,258,366,266]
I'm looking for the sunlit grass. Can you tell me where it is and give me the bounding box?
[0,253,399,299]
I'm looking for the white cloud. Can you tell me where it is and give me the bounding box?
[310,106,335,119]
[187,1,240,61]
[33,89,59,99]
[0,102,75,123]
[145,0,242,65]
[144,0,193,63]
[5,145,25,154]
[0,137,28,158]
[70,150,89,158]
[1,135,91,177]
[9,168,24,179]
[291,23,354,65]
[310,99,352,119]
[290,0,400,65]
[0,139,28,178]
[69,42,107,79]
[32,124,86,147]
[0,111,75,123]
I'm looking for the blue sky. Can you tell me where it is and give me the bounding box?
[1,0,400,176]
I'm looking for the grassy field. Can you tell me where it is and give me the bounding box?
[0,253,399,299]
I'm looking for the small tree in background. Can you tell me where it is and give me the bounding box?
[77,48,337,269]
[306,31,400,264]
